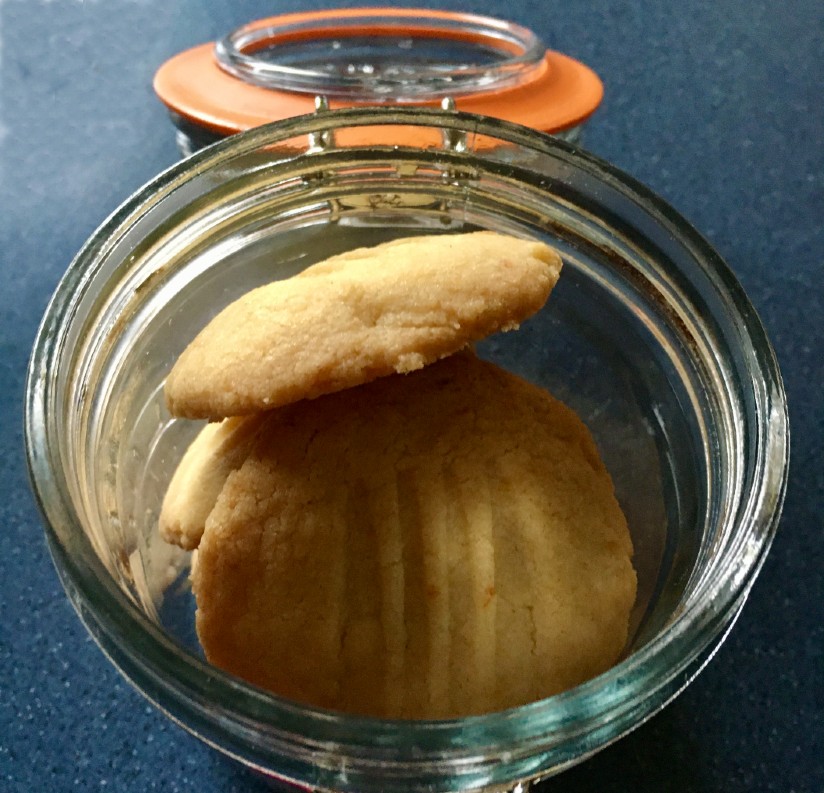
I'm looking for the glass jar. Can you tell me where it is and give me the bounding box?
[154,8,603,155]
[25,106,788,791]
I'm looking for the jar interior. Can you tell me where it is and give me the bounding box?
[63,134,713,673]
[146,224,695,661]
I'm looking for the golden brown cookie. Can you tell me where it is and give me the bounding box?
[158,415,270,550]
[165,232,561,420]
[191,353,636,718]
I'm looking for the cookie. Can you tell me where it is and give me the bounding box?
[158,415,269,550]
[191,353,636,718]
[164,232,562,420]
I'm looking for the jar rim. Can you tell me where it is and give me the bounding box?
[25,107,789,790]
[214,8,545,100]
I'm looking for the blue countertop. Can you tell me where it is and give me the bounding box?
[1,1,821,791]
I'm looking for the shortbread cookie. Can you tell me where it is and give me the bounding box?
[165,232,561,419]
[192,353,636,719]
[158,415,269,550]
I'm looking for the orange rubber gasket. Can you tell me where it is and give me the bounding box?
[154,10,603,138]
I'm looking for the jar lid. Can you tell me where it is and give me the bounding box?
[153,8,603,137]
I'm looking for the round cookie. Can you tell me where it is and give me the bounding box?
[165,232,562,420]
[192,352,636,719]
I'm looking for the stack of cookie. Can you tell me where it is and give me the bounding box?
[159,232,636,719]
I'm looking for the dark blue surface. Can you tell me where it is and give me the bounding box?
[1,1,822,791]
